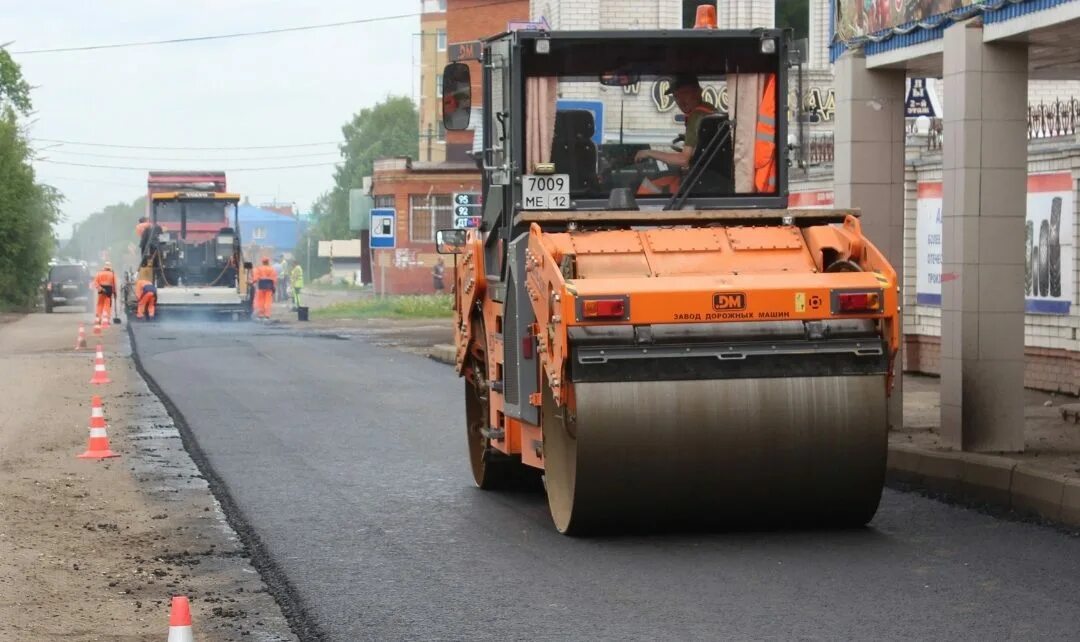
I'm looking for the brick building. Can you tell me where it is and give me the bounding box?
[369,157,481,294]
[445,0,531,161]
[419,1,449,162]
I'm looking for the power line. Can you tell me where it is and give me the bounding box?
[31,137,342,151]
[44,148,343,162]
[11,12,420,55]
[37,159,341,171]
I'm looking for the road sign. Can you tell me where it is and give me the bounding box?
[453,193,482,229]
[370,208,395,248]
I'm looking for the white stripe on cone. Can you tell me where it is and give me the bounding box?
[167,625,194,642]
[89,428,108,438]
[91,407,103,418]
[94,364,106,372]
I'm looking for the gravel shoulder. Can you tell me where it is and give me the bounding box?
[0,312,296,641]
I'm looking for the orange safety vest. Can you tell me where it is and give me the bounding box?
[753,74,778,193]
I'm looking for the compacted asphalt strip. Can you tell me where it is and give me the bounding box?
[131,321,1080,641]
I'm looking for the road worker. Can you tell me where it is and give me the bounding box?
[135,277,157,320]
[135,216,150,241]
[92,262,118,325]
[253,257,277,320]
[634,74,719,194]
[289,260,304,310]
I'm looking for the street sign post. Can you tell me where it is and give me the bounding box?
[452,193,482,229]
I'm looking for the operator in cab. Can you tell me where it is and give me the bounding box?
[633,74,717,194]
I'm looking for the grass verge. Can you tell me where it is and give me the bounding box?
[311,294,453,319]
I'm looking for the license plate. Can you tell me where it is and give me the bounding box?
[522,174,570,210]
[62,284,78,290]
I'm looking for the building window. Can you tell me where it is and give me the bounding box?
[436,74,443,98]
[436,28,447,51]
[682,1,713,28]
[437,121,446,142]
[438,0,446,10]
[252,226,267,240]
[409,194,453,242]
[374,195,395,210]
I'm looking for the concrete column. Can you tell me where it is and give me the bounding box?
[940,20,1028,452]
[833,52,907,432]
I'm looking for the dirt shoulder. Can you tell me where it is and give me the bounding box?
[0,312,295,641]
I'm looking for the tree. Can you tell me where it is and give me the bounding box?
[63,196,147,267]
[0,49,62,308]
[303,96,418,279]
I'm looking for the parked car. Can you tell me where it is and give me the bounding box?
[43,262,91,313]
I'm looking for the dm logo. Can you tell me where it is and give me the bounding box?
[712,292,747,311]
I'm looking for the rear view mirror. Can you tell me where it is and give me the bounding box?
[442,62,472,131]
[599,70,639,87]
[436,229,467,254]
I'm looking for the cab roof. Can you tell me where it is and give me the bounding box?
[151,191,241,202]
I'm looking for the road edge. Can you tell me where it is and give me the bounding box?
[424,345,1080,531]
[127,324,327,641]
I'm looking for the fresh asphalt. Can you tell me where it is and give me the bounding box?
[130,322,1080,641]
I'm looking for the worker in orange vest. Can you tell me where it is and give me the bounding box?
[135,216,150,241]
[135,277,157,320]
[753,74,778,193]
[92,262,117,325]
[252,257,277,320]
[634,74,718,195]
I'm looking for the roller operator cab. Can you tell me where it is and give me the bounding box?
[135,192,250,317]
[438,28,901,535]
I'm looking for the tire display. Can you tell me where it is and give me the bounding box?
[1049,197,1062,298]
[1038,220,1050,297]
[1025,220,1034,295]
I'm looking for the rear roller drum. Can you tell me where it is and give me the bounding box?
[542,375,888,535]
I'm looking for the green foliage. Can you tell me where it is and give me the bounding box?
[0,49,32,116]
[301,96,418,279]
[0,113,62,307]
[62,196,146,268]
[0,51,62,307]
[312,294,453,320]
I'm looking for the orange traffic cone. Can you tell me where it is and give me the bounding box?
[77,395,118,459]
[92,319,102,336]
[74,323,87,351]
[167,596,194,642]
[90,345,111,385]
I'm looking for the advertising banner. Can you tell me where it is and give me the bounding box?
[835,1,982,42]
[789,190,835,210]
[915,173,1074,314]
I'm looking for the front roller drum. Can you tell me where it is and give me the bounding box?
[542,375,887,534]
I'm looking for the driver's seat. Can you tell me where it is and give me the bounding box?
[685,114,734,194]
[551,109,598,192]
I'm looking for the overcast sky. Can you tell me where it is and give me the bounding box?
[5,1,418,237]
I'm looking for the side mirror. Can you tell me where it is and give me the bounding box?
[436,229,467,254]
[442,62,472,131]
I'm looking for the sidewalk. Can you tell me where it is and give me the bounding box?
[0,312,295,641]
[422,332,1080,529]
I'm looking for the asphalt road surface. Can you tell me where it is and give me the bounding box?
[131,322,1080,641]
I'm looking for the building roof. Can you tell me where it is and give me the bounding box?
[237,204,297,223]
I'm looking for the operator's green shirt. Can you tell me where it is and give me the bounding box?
[684,104,719,150]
